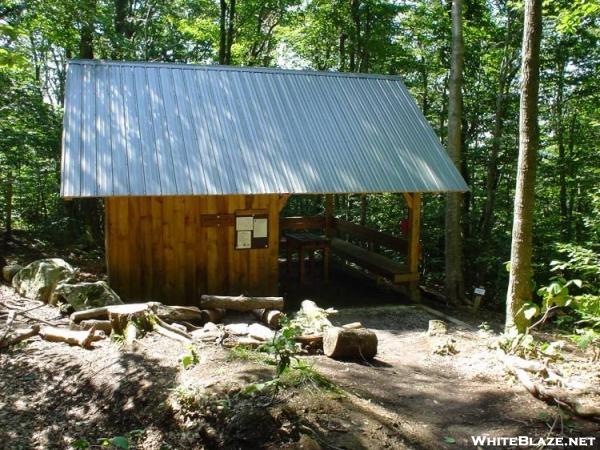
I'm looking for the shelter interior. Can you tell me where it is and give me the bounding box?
[104,192,421,305]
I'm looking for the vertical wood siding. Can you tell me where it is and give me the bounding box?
[105,195,280,304]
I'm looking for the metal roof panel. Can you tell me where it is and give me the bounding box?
[61,59,468,196]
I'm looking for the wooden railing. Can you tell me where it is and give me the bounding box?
[279,215,406,254]
[280,215,326,231]
[333,218,407,253]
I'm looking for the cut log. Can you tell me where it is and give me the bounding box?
[108,304,154,335]
[252,309,283,329]
[39,326,105,348]
[199,308,226,324]
[70,305,111,323]
[323,327,378,360]
[70,319,113,334]
[200,295,284,312]
[0,325,40,348]
[293,300,335,334]
[342,322,363,330]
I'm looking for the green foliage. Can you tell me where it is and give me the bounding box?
[180,344,200,369]
[259,317,301,377]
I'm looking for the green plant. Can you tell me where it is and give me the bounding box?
[260,317,302,377]
[180,344,200,369]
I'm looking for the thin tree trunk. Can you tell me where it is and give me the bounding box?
[225,0,236,65]
[479,12,518,242]
[359,194,367,226]
[219,0,227,64]
[4,170,13,242]
[555,54,568,238]
[444,0,465,304]
[505,0,543,333]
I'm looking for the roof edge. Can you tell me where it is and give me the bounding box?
[67,59,407,82]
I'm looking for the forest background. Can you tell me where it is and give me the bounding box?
[1,0,598,329]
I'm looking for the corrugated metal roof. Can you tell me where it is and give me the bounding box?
[61,59,468,197]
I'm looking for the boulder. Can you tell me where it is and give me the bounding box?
[2,264,22,283]
[12,258,76,302]
[50,281,123,310]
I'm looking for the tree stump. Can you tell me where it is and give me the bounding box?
[108,304,153,335]
[427,320,448,336]
[323,327,378,360]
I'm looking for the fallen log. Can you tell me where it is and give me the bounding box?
[39,326,105,348]
[323,327,377,360]
[200,295,284,312]
[70,319,113,335]
[342,322,363,330]
[503,355,600,421]
[0,325,40,348]
[252,309,283,329]
[153,316,192,343]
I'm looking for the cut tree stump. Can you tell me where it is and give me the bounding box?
[427,320,448,336]
[200,295,284,312]
[323,327,378,360]
[39,326,105,348]
[108,304,154,335]
[252,309,283,329]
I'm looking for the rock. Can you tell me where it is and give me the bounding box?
[225,323,249,336]
[293,434,322,450]
[2,264,22,283]
[12,258,76,302]
[50,281,123,310]
[427,320,448,336]
[248,323,275,341]
[203,321,218,332]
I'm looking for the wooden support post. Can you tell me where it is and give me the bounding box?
[406,193,421,302]
[325,194,334,237]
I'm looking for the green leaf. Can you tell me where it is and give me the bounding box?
[443,436,456,444]
[71,439,90,449]
[110,436,129,450]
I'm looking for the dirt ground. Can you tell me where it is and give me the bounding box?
[1,240,599,449]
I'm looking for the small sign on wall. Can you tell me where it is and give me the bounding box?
[235,210,269,250]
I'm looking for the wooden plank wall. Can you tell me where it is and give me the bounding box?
[105,195,280,305]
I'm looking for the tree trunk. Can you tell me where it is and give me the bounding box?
[79,0,95,59]
[444,0,465,304]
[219,0,227,64]
[4,169,13,242]
[505,0,543,333]
[479,11,518,242]
[554,53,568,238]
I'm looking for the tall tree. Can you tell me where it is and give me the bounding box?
[505,0,543,332]
[444,0,465,303]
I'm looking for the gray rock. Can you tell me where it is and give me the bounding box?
[225,323,249,336]
[12,258,76,302]
[2,264,22,283]
[248,323,275,341]
[50,281,123,310]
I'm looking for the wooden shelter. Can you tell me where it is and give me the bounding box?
[61,60,467,305]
